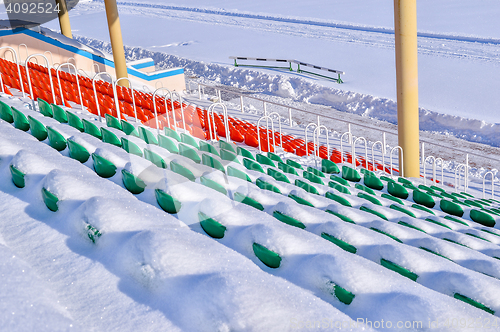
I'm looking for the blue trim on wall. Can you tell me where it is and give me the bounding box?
[131,60,155,69]
[0,28,184,80]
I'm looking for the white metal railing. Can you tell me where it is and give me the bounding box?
[267,112,283,149]
[352,137,368,169]
[56,62,84,111]
[115,77,138,122]
[171,91,186,131]
[389,146,404,178]
[483,171,495,199]
[207,102,229,142]
[257,115,276,153]
[339,132,352,164]
[371,141,385,174]
[92,72,114,122]
[153,87,173,135]
[304,123,317,157]
[25,54,55,111]
[454,164,467,193]
[313,125,330,167]
[0,46,25,97]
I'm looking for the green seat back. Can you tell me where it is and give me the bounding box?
[121,120,139,137]
[237,146,254,160]
[164,127,181,142]
[155,189,182,214]
[46,127,67,151]
[27,115,47,141]
[121,137,143,157]
[101,127,122,147]
[199,141,220,157]
[67,139,90,163]
[139,126,159,145]
[91,153,117,178]
[158,134,179,154]
[170,161,196,181]
[144,149,167,168]
[180,133,199,149]
[121,169,146,194]
[37,98,52,117]
[0,100,13,122]
[342,166,361,182]
[51,104,68,123]
[321,159,340,174]
[243,158,264,173]
[202,154,225,173]
[66,111,84,132]
[267,168,290,183]
[105,114,122,131]
[11,107,30,131]
[256,154,276,168]
[178,143,201,163]
[82,119,102,139]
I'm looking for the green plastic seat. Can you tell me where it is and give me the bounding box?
[164,127,181,142]
[105,113,122,131]
[91,153,117,178]
[325,210,356,224]
[370,227,403,243]
[357,192,382,205]
[139,126,159,145]
[364,175,384,190]
[144,149,167,168]
[27,115,47,141]
[155,189,182,214]
[413,204,435,215]
[227,166,251,182]
[51,104,68,123]
[41,187,59,212]
[444,215,469,227]
[199,211,226,239]
[202,154,225,173]
[390,204,416,218]
[256,178,281,194]
[158,134,178,154]
[465,233,491,242]
[220,149,239,163]
[252,243,281,268]
[329,175,350,186]
[412,190,435,208]
[0,100,13,122]
[464,200,484,209]
[327,282,355,305]
[199,141,220,157]
[170,161,196,181]
[342,166,361,182]
[420,247,453,261]
[277,161,299,176]
[381,193,404,205]
[121,169,146,194]
[121,137,143,157]
[303,171,324,185]
[11,107,30,131]
[66,111,84,132]
[440,192,457,200]
[267,152,284,164]
[37,98,52,117]
[286,159,303,170]
[321,232,357,254]
[273,211,306,229]
[121,120,139,137]
[321,159,340,174]
[453,294,495,315]
[82,119,102,139]
[178,143,201,163]
[295,179,319,195]
[307,167,326,178]
[470,209,496,227]
[398,177,413,185]
[329,182,351,195]
[237,146,254,160]
[440,199,464,217]
[243,158,264,173]
[387,182,409,199]
[288,194,314,207]
[359,206,388,220]
[180,133,199,149]
[267,168,290,183]
[101,127,122,147]
[9,164,25,188]
[360,168,375,177]
[67,139,90,163]
[355,184,376,195]
[46,127,67,151]
[219,140,236,153]
[200,176,227,195]
[398,221,425,233]
[380,258,418,281]
[451,192,468,200]
[325,192,351,207]
[234,192,264,211]
[418,184,433,192]
[380,175,395,183]
[431,185,446,193]
[256,154,276,168]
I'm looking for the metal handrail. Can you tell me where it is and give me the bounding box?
[25,54,55,111]
[114,77,138,122]
[92,72,114,122]
[43,51,54,68]
[423,156,435,186]
[339,132,352,164]
[0,47,25,97]
[371,141,384,174]
[352,137,368,169]
[313,125,329,168]
[153,87,173,135]
[267,112,283,149]
[171,91,186,131]
[304,123,317,156]
[390,146,404,178]
[208,102,230,143]
[454,164,467,193]
[18,44,28,63]
[257,115,275,153]
[483,171,495,199]
[56,62,84,111]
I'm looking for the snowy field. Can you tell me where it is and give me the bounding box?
[34,0,500,148]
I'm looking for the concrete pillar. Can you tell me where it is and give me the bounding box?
[394,0,420,178]
[56,0,72,39]
[104,0,129,87]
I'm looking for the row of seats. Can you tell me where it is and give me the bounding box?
[3,96,499,316]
